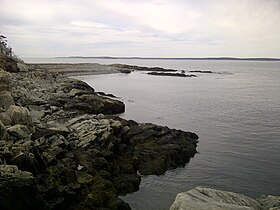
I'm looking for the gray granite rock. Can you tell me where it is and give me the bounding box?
[170,187,280,210]
[0,120,7,140]
[6,105,33,130]
[257,194,280,210]
[0,70,11,91]
[7,124,31,139]
[0,91,14,111]
[170,187,261,210]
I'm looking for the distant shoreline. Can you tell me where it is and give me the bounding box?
[55,56,280,61]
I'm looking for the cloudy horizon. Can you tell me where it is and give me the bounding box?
[0,0,279,58]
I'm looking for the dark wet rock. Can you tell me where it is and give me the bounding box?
[147,71,197,77]
[0,165,44,210]
[120,69,132,73]
[74,94,125,114]
[113,174,141,195]
[96,91,117,98]
[189,70,213,73]
[111,64,176,72]
[123,123,198,175]
[9,152,41,174]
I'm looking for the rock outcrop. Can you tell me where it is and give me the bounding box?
[170,187,280,210]
[10,71,125,116]
[111,64,177,72]
[0,53,20,72]
[0,63,199,210]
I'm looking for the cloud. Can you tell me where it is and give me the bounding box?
[0,0,279,57]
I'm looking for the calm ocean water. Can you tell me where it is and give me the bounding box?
[27,58,280,210]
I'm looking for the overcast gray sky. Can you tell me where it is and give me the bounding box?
[0,0,279,58]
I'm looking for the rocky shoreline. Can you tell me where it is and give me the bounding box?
[0,57,198,210]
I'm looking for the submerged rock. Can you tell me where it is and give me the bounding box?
[111,64,177,72]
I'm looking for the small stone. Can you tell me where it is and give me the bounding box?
[7,124,31,139]
[77,164,84,171]
[75,171,93,184]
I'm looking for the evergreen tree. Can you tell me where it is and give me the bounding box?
[0,33,13,56]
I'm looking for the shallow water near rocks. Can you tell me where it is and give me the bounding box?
[73,59,280,210]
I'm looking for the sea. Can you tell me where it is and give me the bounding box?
[26,58,280,210]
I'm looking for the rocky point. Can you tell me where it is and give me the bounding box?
[0,56,198,210]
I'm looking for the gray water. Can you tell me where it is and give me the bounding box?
[70,59,280,210]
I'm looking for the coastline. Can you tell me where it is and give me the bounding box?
[0,60,199,210]
[2,59,279,210]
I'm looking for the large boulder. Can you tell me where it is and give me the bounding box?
[0,69,11,91]
[7,124,31,139]
[0,91,14,111]
[6,105,33,129]
[170,187,262,210]
[124,123,198,175]
[257,194,280,210]
[17,62,30,72]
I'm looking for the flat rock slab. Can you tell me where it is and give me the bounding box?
[170,187,280,210]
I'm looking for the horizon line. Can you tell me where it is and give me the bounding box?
[54,56,280,61]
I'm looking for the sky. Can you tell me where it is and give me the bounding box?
[0,0,279,58]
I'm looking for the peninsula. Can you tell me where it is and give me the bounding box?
[0,53,198,210]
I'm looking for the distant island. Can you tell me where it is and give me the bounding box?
[55,56,280,61]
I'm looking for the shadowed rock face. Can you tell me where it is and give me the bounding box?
[170,187,280,210]
[0,63,198,210]
[0,53,19,72]
[0,165,44,210]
